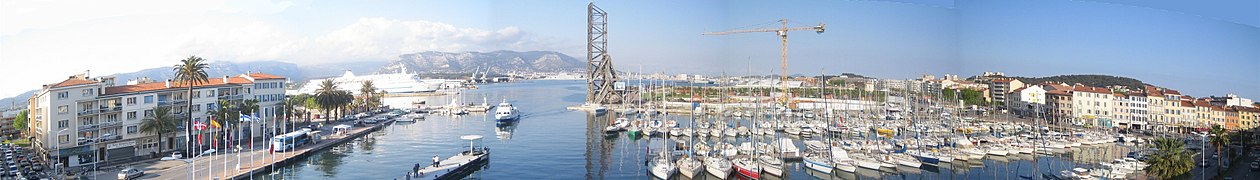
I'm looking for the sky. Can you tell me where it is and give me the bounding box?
[0,0,1256,99]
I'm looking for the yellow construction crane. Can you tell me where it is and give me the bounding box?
[703,19,824,105]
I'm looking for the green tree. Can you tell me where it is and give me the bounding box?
[139,107,178,155]
[1144,137,1194,179]
[13,110,27,134]
[315,80,341,121]
[1209,125,1230,167]
[173,56,210,153]
[359,80,379,112]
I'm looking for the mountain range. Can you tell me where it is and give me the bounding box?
[379,50,584,74]
[1,50,582,110]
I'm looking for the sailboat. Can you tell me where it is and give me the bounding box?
[649,150,677,179]
[704,155,733,179]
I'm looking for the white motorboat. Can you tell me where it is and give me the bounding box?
[493,101,519,122]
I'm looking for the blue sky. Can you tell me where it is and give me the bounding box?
[1,0,1256,99]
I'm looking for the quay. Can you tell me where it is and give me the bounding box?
[225,119,394,180]
[81,117,398,180]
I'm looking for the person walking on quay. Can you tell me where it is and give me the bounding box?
[432,155,441,167]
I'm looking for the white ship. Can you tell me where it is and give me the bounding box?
[297,66,440,95]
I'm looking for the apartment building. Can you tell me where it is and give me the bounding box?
[1006,85,1045,118]
[28,71,285,168]
[1115,92,1149,130]
[987,78,1024,110]
[1071,85,1115,127]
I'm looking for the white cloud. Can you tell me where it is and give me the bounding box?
[0,3,558,98]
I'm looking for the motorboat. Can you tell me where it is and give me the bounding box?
[493,101,519,122]
[410,135,489,180]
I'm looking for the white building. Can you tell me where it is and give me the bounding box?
[1007,85,1046,117]
[28,72,286,168]
[1070,85,1116,127]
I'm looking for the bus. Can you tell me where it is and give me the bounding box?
[270,128,312,152]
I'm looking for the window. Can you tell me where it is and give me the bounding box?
[57,105,68,114]
[192,91,200,99]
[127,112,137,120]
[82,89,94,96]
[127,126,138,134]
[59,135,69,144]
[192,105,201,112]
[144,110,153,117]
[143,96,153,104]
[57,120,69,128]
[126,97,136,105]
[106,114,118,122]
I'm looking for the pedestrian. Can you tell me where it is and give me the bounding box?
[432,155,440,167]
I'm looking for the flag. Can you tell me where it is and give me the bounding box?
[210,118,222,129]
[240,114,260,122]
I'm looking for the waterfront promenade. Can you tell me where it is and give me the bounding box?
[73,116,389,180]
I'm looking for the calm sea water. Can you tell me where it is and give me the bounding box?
[257,80,1134,180]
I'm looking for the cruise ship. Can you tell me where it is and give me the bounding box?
[297,66,441,95]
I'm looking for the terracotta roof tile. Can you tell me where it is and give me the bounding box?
[247,73,284,80]
[1072,85,1112,94]
[50,78,96,88]
[103,76,264,95]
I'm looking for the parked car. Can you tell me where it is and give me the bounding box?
[117,168,143,180]
[1250,161,1259,171]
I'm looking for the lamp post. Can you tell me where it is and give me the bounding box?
[48,128,69,180]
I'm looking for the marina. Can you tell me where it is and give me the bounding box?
[254,80,1150,179]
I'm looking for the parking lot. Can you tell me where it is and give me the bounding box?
[0,143,47,180]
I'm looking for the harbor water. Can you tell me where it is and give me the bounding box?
[258,80,1137,179]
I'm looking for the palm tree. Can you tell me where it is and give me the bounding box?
[333,90,354,120]
[316,80,341,122]
[139,107,178,156]
[1209,125,1230,167]
[173,56,210,153]
[360,80,378,112]
[1144,137,1194,179]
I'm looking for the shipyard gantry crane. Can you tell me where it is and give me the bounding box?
[703,19,824,105]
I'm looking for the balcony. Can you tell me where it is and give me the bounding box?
[78,124,99,131]
[99,121,124,128]
[219,94,243,99]
[77,110,97,116]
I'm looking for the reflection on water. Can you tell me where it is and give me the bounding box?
[255,80,1137,179]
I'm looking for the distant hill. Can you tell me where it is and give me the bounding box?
[1010,74,1148,90]
[380,50,583,74]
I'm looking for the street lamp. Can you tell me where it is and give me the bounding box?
[51,128,68,180]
